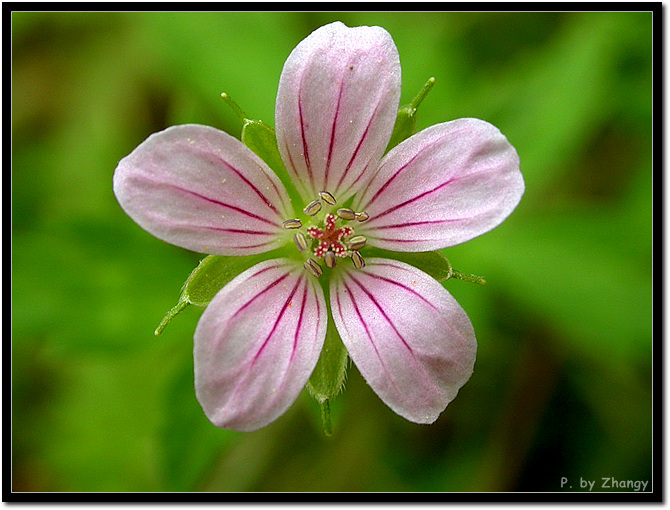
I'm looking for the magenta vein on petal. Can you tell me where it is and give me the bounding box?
[167,183,282,228]
[338,278,402,395]
[370,218,461,230]
[232,269,291,320]
[252,275,303,364]
[334,96,382,198]
[355,267,439,312]
[290,280,309,364]
[345,271,415,357]
[177,140,282,217]
[365,177,456,224]
[323,79,345,192]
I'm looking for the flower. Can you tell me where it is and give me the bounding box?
[113,21,524,432]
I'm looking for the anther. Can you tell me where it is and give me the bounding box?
[351,251,366,269]
[318,191,337,206]
[293,232,308,252]
[355,211,369,222]
[336,208,356,221]
[324,251,337,269]
[303,200,322,216]
[347,235,367,251]
[304,258,323,278]
[282,219,302,229]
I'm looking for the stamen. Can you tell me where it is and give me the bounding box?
[351,251,366,269]
[318,191,337,205]
[324,251,337,269]
[304,200,322,216]
[355,211,369,222]
[304,258,323,278]
[282,219,303,229]
[293,232,308,252]
[336,208,356,221]
[347,235,367,251]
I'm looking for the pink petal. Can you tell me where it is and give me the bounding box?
[275,21,400,204]
[194,259,327,431]
[113,124,293,256]
[353,119,525,251]
[330,258,476,424]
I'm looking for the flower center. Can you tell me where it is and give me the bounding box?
[282,191,369,277]
[307,213,353,258]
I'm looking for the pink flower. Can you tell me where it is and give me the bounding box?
[113,22,524,431]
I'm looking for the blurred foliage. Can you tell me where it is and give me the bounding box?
[12,11,652,493]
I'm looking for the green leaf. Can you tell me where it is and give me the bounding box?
[386,77,436,152]
[155,252,274,335]
[365,247,453,282]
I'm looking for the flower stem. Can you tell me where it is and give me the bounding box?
[154,299,189,336]
[220,92,248,121]
[451,270,487,286]
[320,399,333,437]
[410,77,436,110]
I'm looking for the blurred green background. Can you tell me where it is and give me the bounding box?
[12,11,652,493]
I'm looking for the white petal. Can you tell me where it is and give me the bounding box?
[275,21,401,203]
[194,259,327,431]
[113,124,293,256]
[353,119,524,251]
[330,258,476,423]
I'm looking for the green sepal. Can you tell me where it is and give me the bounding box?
[306,313,349,404]
[451,269,487,286]
[155,252,277,336]
[386,77,436,152]
[387,104,418,152]
[181,253,274,306]
[364,247,487,286]
[306,293,349,436]
[364,247,453,282]
[221,93,303,211]
[241,119,304,212]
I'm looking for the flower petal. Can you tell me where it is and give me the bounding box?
[275,21,401,203]
[330,258,476,424]
[194,259,327,431]
[113,124,293,256]
[353,119,524,251]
